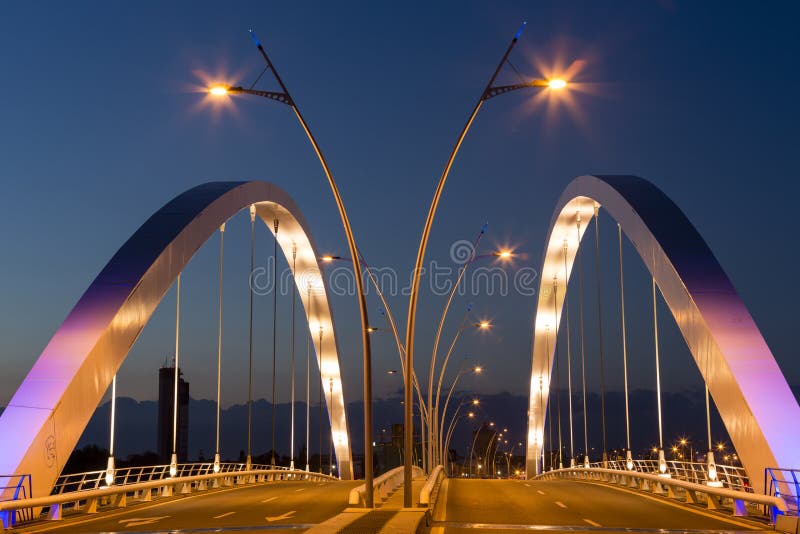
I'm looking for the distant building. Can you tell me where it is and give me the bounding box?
[157,363,189,462]
[373,423,403,475]
[372,423,423,477]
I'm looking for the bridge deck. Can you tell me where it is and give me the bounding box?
[19,479,359,533]
[425,478,771,533]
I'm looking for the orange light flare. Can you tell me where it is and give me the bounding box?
[489,241,527,264]
[513,40,604,139]
[185,67,246,122]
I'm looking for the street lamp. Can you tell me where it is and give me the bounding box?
[402,21,568,502]
[208,30,373,505]
[432,318,491,465]
[318,252,431,470]
[439,363,485,463]
[425,220,512,470]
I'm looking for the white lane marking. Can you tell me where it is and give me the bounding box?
[523,483,531,487]
[261,496,278,503]
[266,510,296,522]
[118,516,169,527]
[555,501,567,508]
[213,511,236,519]
[536,490,545,495]
[295,488,306,492]
[583,518,602,527]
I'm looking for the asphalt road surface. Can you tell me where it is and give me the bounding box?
[20,479,360,533]
[426,479,772,533]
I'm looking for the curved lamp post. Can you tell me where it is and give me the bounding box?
[432,318,490,465]
[320,253,430,460]
[209,30,373,506]
[442,400,478,475]
[439,366,483,464]
[428,246,511,468]
[402,21,568,504]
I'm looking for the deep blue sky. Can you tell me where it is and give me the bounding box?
[1,0,798,445]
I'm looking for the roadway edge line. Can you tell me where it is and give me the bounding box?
[570,480,767,530]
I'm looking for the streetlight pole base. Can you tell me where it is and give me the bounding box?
[105,456,115,486]
[169,453,178,477]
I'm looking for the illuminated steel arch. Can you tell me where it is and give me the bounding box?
[526,175,800,492]
[0,181,354,496]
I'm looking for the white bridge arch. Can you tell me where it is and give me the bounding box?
[0,181,354,497]
[526,174,800,492]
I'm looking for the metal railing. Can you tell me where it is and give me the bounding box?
[52,462,287,494]
[537,467,785,523]
[0,468,334,530]
[348,465,424,507]
[0,474,33,528]
[583,459,751,493]
[765,467,800,517]
[419,465,445,507]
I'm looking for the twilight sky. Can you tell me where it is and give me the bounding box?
[1,0,799,444]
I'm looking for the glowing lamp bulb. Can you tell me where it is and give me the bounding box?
[548,79,567,90]
[209,85,230,96]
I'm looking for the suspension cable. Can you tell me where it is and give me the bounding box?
[290,243,297,469]
[306,285,312,472]
[653,276,664,449]
[617,223,630,452]
[553,276,563,468]
[576,212,589,461]
[593,204,608,462]
[172,272,181,470]
[329,377,334,474]
[107,373,117,485]
[545,324,552,470]
[247,205,255,466]
[318,326,323,473]
[547,328,553,471]
[215,223,225,466]
[109,374,117,457]
[271,218,279,467]
[562,241,574,463]
[706,384,712,451]
[705,310,713,453]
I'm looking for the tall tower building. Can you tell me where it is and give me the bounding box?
[157,362,190,463]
